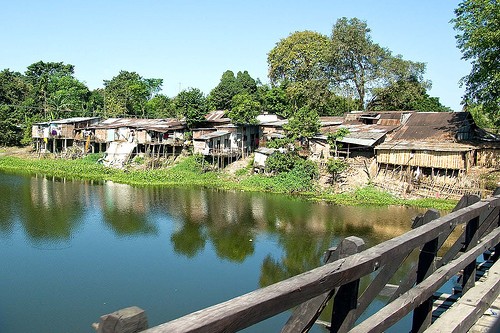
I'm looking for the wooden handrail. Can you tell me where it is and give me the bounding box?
[140,196,500,333]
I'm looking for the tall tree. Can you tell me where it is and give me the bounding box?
[175,88,208,128]
[283,106,320,140]
[368,77,451,112]
[0,69,30,145]
[236,70,257,94]
[452,0,500,124]
[208,70,242,111]
[228,92,260,125]
[260,85,291,117]
[268,30,330,84]
[329,18,391,107]
[103,71,161,117]
[24,61,88,119]
[145,94,176,118]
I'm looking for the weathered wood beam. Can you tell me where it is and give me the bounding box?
[424,258,500,333]
[329,237,365,333]
[412,210,441,333]
[349,227,500,333]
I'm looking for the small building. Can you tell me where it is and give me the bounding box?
[375,112,477,172]
[193,130,234,156]
[258,119,287,147]
[253,147,278,172]
[192,111,260,166]
[309,112,407,160]
[91,118,188,167]
[32,117,101,153]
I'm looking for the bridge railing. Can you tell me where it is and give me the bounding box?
[97,191,500,333]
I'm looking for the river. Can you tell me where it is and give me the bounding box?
[0,172,425,332]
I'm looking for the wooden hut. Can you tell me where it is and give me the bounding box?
[309,112,407,160]
[91,118,188,161]
[32,117,100,153]
[375,112,476,173]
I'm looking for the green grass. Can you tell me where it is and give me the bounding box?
[0,154,458,210]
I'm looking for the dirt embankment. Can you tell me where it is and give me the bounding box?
[0,146,33,158]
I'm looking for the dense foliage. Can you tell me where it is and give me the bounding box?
[453,0,500,126]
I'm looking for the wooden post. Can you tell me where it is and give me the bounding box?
[412,209,440,333]
[492,187,500,262]
[330,236,365,333]
[93,306,148,333]
[281,236,365,333]
[462,216,479,294]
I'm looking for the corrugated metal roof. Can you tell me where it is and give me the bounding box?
[255,148,277,155]
[35,117,100,125]
[261,120,288,127]
[196,131,231,140]
[375,141,475,152]
[92,118,186,131]
[391,112,471,141]
[205,110,230,122]
[314,131,386,147]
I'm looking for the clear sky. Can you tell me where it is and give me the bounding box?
[1,0,468,111]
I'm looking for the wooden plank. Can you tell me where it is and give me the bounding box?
[438,195,481,268]
[94,306,148,333]
[463,216,480,293]
[143,200,499,333]
[348,227,500,333]
[389,210,442,305]
[412,210,441,333]
[425,258,500,333]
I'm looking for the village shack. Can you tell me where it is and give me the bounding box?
[309,112,407,160]
[90,118,187,167]
[192,111,259,166]
[253,147,280,173]
[258,119,287,148]
[375,112,476,174]
[32,117,100,153]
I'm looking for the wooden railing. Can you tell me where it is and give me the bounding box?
[96,191,500,333]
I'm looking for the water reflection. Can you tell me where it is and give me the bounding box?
[0,172,426,333]
[98,181,158,236]
[0,173,422,267]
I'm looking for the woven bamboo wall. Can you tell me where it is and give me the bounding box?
[60,124,74,138]
[476,148,500,168]
[376,149,466,170]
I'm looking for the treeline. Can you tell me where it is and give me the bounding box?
[0,17,452,146]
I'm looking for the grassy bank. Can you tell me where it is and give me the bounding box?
[0,153,458,211]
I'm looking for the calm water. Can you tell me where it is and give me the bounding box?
[0,172,424,333]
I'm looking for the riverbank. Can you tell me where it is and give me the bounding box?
[0,150,458,211]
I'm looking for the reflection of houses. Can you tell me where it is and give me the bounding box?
[192,111,259,165]
[32,117,101,153]
[375,112,476,173]
[310,112,409,160]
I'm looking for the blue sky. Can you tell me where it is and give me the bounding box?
[1,0,468,111]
